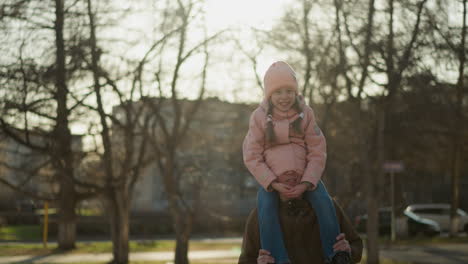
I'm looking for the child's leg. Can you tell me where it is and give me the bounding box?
[304,180,341,262]
[257,187,290,264]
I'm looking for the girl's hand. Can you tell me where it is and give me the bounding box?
[271,181,292,195]
[257,249,275,264]
[333,233,351,253]
[283,182,308,199]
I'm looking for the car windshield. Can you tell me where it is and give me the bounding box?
[404,210,422,220]
[409,204,468,217]
[458,209,468,216]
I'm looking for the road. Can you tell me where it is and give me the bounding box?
[380,243,468,264]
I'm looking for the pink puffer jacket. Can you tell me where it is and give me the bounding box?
[242,98,327,191]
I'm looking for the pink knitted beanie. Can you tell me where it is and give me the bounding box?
[263,61,298,99]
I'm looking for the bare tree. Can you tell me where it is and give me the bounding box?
[74,1,220,263]
[71,0,157,262]
[233,30,265,91]
[449,0,467,238]
[141,1,220,263]
[0,0,95,249]
[371,0,428,224]
[335,0,379,262]
[425,0,467,237]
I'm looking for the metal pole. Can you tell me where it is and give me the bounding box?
[43,202,49,249]
[391,171,396,241]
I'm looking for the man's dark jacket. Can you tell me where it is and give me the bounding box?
[238,199,363,264]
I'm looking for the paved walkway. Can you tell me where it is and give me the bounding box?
[380,244,468,264]
[0,249,241,264]
[1,242,468,263]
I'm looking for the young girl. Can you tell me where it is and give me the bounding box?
[243,61,351,264]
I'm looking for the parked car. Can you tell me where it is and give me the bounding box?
[405,203,468,233]
[15,199,37,212]
[355,207,441,237]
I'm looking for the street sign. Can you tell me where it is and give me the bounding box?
[383,160,404,242]
[383,161,404,173]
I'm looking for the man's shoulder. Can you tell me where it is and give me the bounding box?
[332,199,348,221]
[332,199,343,212]
[246,207,259,223]
[243,208,260,242]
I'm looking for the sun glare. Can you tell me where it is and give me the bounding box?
[205,0,290,31]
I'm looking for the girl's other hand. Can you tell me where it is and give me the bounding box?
[257,249,275,264]
[333,233,351,253]
[271,181,292,195]
[283,183,308,199]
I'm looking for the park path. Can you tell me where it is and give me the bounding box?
[0,249,241,263]
[380,243,468,264]
[1,242,468,263]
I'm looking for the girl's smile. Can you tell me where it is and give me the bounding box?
[271,86,296,112]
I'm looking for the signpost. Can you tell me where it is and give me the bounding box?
[43,202,49,249]
[383,161,404,241]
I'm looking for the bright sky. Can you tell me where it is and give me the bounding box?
[71,0,293,137]
[204,0,289,32]
[202,0,293,102]
[106,0,294,103]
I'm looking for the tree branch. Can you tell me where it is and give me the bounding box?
[0,178,55,201]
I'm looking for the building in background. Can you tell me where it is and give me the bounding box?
[0,131,83,211]
[112,97,257,217]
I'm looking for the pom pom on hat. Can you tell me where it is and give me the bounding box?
[263,61,298,99]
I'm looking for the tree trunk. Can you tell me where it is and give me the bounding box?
[54,0,77,250]
[366,196,379,264]
[175,233,190,264]
[57,215,77,250]
[161,153,194,264]
[450,0,466,238]
[366,105,385,264]
[449,142,461,236]
[173,210,193,264]
[108,189,130,264]
[57,181,77,250]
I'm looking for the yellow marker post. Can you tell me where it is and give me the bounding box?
[43,202,49,249]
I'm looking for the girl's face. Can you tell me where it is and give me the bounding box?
[270,86,296,112]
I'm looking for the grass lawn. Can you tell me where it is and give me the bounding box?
[0,240,242,256]
[0,225,42,241]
